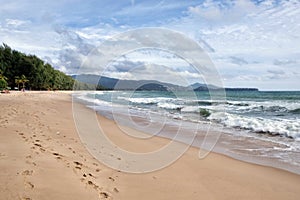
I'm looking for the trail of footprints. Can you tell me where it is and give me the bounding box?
[15,107,118,199]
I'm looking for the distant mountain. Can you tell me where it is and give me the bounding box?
[72,74,116,88]
[189,82,207,90]
[73,74,258,92]
[73,74,186,91]
[190,82,220,91]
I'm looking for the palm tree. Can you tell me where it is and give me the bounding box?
[15,76,21,90]
[0,70,8,90]
[16,75,29,91]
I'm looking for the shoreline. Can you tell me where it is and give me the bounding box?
[1,91,300,199]
[74,91,300,175]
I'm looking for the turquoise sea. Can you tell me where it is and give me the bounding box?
[74,90,300,174]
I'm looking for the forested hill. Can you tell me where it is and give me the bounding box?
[0,43,74,90]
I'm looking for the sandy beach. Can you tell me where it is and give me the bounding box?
[1,91,300,200]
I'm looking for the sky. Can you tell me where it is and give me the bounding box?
[0,0,299,90]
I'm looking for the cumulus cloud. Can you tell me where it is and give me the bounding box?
[0,0,299,89]
[107,59,145,73]
[167,0,300,89]
[117,63,201,86]
[100,49,204,85]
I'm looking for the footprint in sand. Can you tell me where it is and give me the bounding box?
[34,143,42,147]
[86,180,101,191]
[73,161,83,171]
[87,180,94,185]
[95,169,101,172]
[25,160,37,166]
[51,152,64,161]
[25,181,34,189]
[113,187,119,193]
[22,169,35,191]
[74,161,83,166]
[22,170,33,176]
[25,148,37,166]
[99,192,110,199]
[68,147,77,155]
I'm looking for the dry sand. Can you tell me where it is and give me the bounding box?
[1,91,300,200]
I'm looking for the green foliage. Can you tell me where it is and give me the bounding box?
[0,69,8,90]
[0,43,74,90]
[15,74,29,89]
[0,79,7,90]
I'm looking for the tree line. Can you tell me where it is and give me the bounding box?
[0,43,74,90]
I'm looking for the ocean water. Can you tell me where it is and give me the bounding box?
[74,90,300,174]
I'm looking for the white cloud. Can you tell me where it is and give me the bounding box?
[112,63,200,86]
[5,19,30,27]
[0,0,299,90]
[166,0,300,90]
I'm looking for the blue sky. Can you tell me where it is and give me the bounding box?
[0,0,299,90]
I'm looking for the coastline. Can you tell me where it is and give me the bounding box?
[1,91,300,199]
[74,90,300,175]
